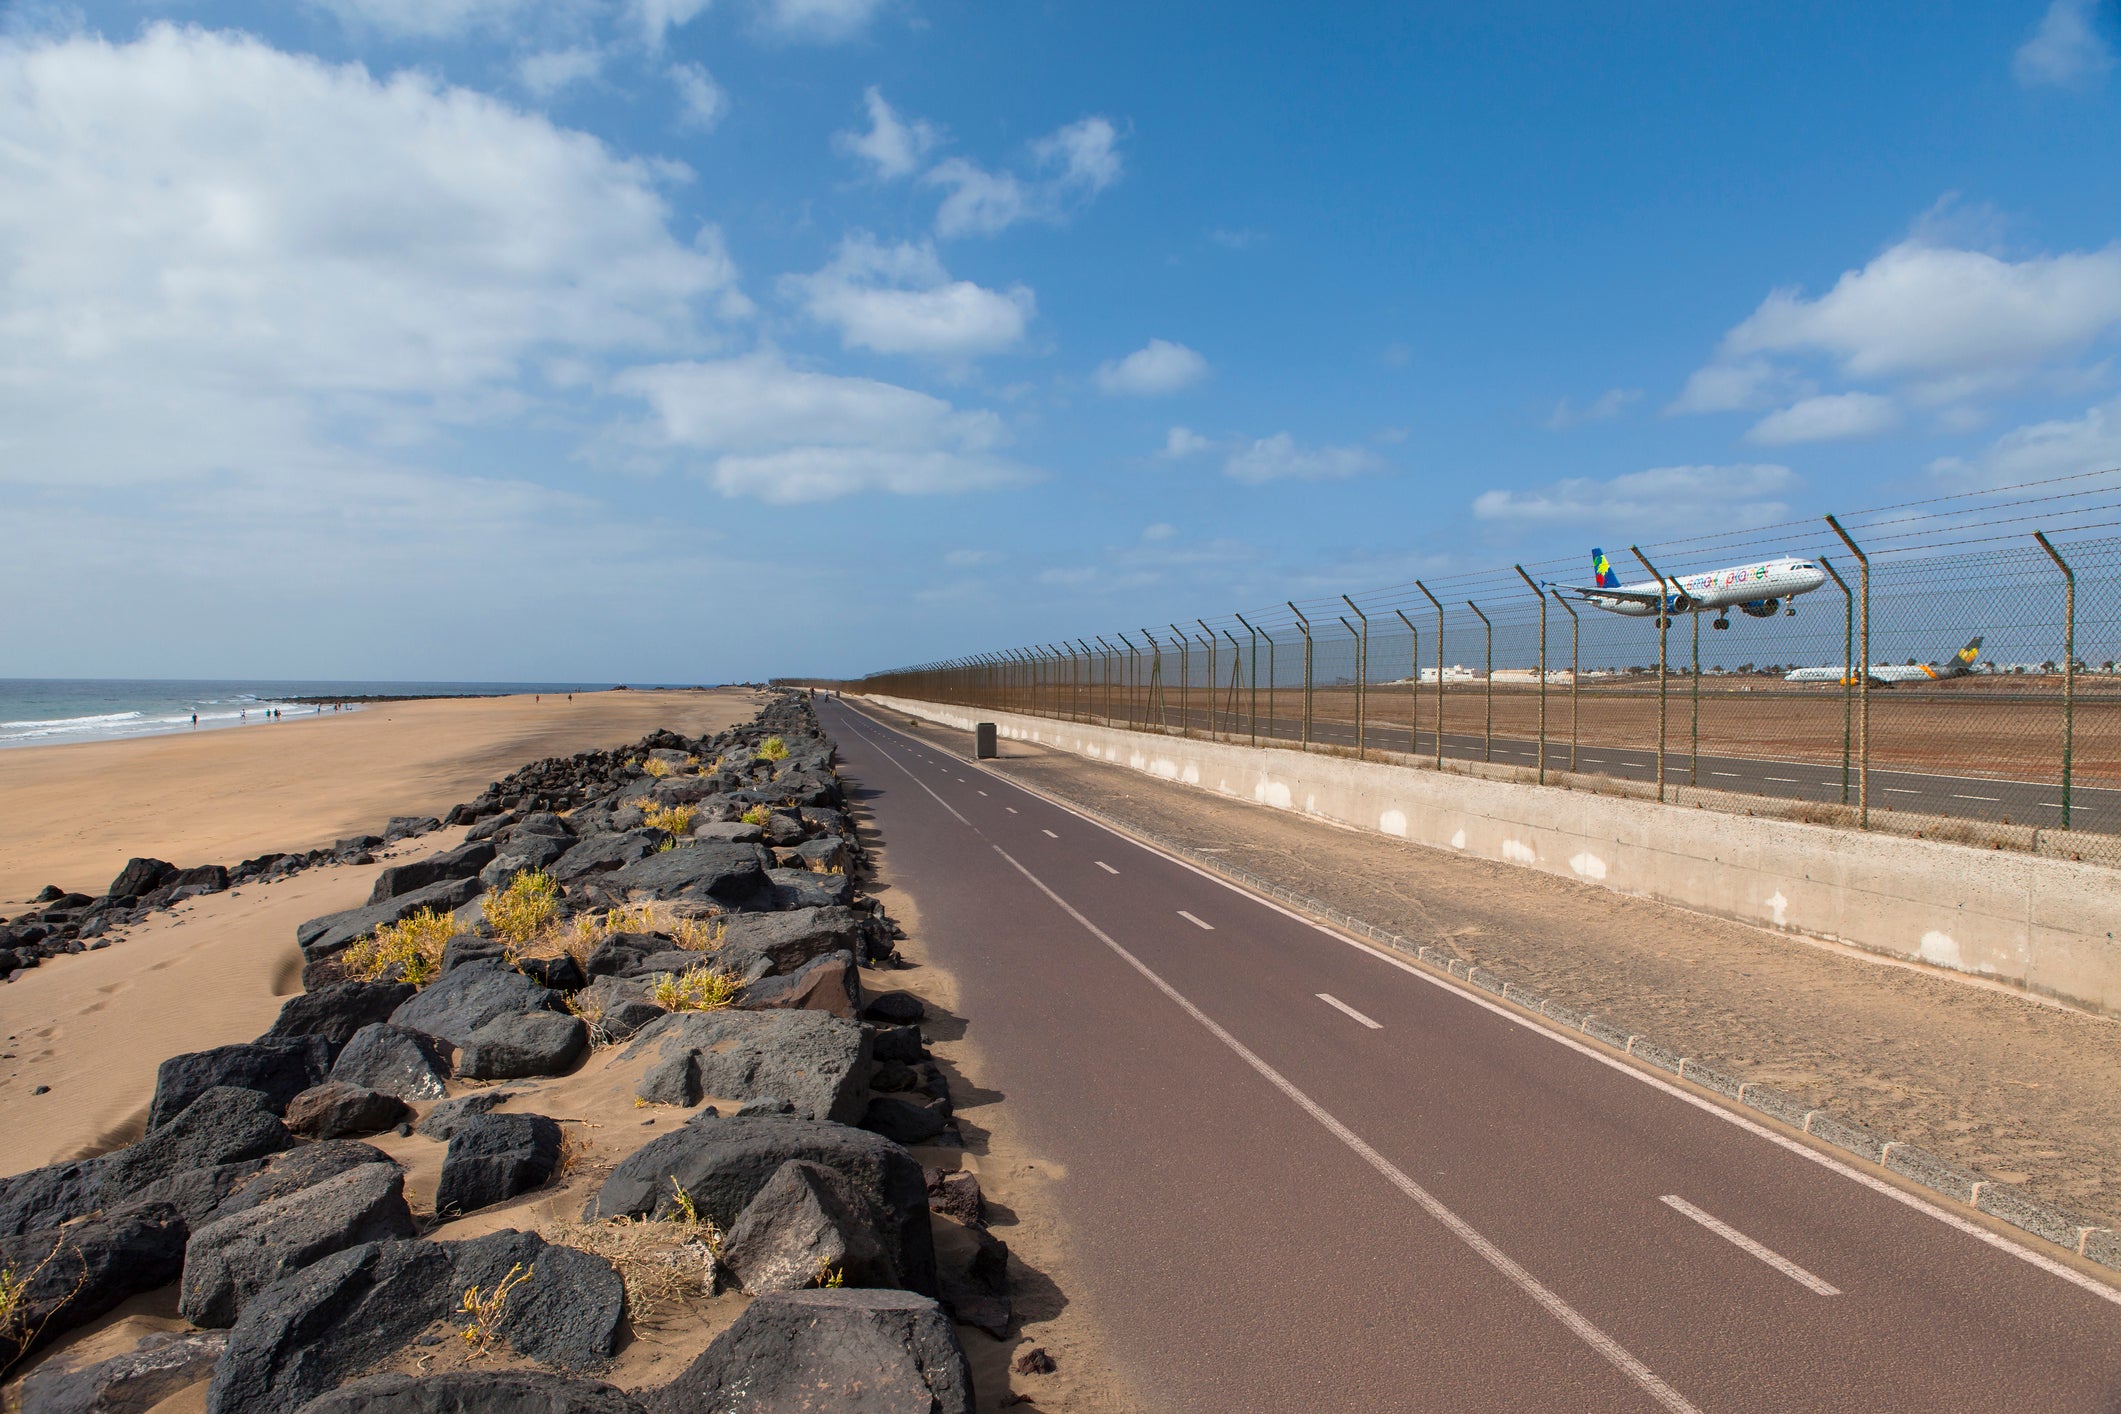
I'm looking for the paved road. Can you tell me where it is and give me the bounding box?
[820,697,2121,1412]
[1083,705,2121,837]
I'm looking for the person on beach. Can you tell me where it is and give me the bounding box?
[190,713,197,727]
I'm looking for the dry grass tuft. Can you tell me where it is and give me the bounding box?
[642,802,698,836]
[740,804,773,828]
[459,1262,532,1357]
[483,870,559,951]
[758,736,789,762]
[643,757,674,779]
[343,907,454,987]
[539,1217,719,1326]
[649,965,740,1012]
[670,915,724,952]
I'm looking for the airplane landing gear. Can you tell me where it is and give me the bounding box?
[1712,617,1730,630]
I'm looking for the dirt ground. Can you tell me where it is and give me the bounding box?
[877,711,2121,1235]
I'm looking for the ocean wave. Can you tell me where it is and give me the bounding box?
[0,709,146,730]
[0,702,326,744]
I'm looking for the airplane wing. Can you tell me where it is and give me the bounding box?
[1554,583,1693,610]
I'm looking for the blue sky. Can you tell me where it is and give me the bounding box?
[3,0,2118,680]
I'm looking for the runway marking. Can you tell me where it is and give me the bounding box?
[1954,794,2000,803]
[1095,861,1119,874]
[1042,829,1059,839]
[1659,1196,1840,1297]
[1317,993,1382,1029]
[1177,910,1215,930]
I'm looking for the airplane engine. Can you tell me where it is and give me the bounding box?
[1740,599,1780,618]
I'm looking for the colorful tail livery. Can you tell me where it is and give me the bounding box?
[1784,635,1984,686]
[1591,548,1620,589]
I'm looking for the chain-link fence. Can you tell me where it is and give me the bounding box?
[853,470,2121,868]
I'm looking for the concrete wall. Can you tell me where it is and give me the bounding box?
[863,695,2121,1018]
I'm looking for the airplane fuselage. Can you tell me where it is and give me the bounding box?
[1583,557,1826,619]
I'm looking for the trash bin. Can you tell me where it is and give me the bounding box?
[975,722,998,759]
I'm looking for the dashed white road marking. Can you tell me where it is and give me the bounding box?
[1659,1195,1841,1297]
[1177,910,1214,930]
[1766,776,1799,783]
[1953,793,1999,802]
[1317,993,1382,1029]
[978,790,989,796]
[1712,772,1740,778]
[1095,861,1118,874]
[1042,828,1059,839]
[1885,787,1920,795]
[1006,807,1019,814]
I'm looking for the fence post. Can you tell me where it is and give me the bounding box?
[1819,557,1853,806]
[1393,609,1418,760]
[1515,567,1548,784]
[1288,603,1314,749]
[1550,590,1579,773]
[1199,620,1218,737]
[1416,581,1444,769]
[1222,630,1243,741]
[1466,600,1493,762]
[1341,595,1369,760]
[1630,546,1673,804]
[1170,625,1190,738]
[2034,531,2077,830]
[1116,636,1138,728]
[1235,614,1259,745]
[1337,614,1362,758]
[1824,517,1870,827]
[1690,610,1700,788]
[1077,640,1097,724]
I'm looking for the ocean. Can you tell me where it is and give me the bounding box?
[0,679,639,749]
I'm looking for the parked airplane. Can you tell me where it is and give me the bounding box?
[1784,636,1983,686]
[1555,548,1828,629]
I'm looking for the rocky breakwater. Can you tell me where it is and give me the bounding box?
[1,692,1023,1412]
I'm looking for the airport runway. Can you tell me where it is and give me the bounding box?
[821,697,2121,1412]
[1107,707,2121,837]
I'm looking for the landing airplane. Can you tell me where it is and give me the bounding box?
[1555,548,1828,629]
[1784,636,1983,687]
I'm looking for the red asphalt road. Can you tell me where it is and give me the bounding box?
[821,699,2121,1413]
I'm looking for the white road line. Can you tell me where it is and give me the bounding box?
[978,790,989,796]
[1953,794,2000,803]
[1006,807,1019,814]
[1659,1195,1841,1296]
[1042,829,1059,839]
[1712,772,1740,778]
[1177,910,1215,930]
[1317,993,1382,1029]
[1885,787,1921,795]
[1095,861,1118,874]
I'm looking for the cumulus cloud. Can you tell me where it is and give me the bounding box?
[1095,339,1209,396]
[668,61,727,130]
[1160,426,1212,459]
[1223,433,1380,485]
[1928,397,2121,486]
[1747,391,1900,444]
[1547,387,1641,429]
[635,0,714,45]
[1472,465,1799,530]
[614,353,1036,502]
[835,86,939,180]
[756,0,884,40]
[926,114,1124,238]
[308,0,566,39]
[518,46,603,97]
[1677,239,2121,413]
[2014,0,2115,88]
[783,234,1033,357]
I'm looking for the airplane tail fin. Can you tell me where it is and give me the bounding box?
[1953,636,1982,671]
[1591,547,1619,589]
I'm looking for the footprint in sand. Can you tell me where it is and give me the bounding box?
[80,1000,108,1015]
[97,981,126,995]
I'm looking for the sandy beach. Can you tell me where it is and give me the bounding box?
[0,688,757,1172]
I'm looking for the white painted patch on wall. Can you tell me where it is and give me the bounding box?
[1764,891,1789,927]
[1379,809,1408,837]
[1180,763,1200,785]
[1918,931,1964,971]
[1303,793,1319,814]
[1129,751,1148,771]
[1450,829,1466,850]
[1569,852,1608,881]
[1255,780,1293,809]
[1502,839,1536,864]
[1148,757,1179,780]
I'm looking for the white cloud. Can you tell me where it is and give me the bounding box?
[1160,426,1212,459]
[945,548,1002,567]
[668,61,727,130]
[925,114,1124,238]
[518,47,603,97]
[1928,397,2121,486]
[614,353,1036,502]
[1208,227,1266,250]
[784,234,1033,357]
[1747,391,1900,444]
[1471,464,1799,530]
[635,0,714,45]
[1681,239,2121,412]
[1547,387,1642,428]
[834,86,938,180]
[308,0,563,39]
[756,0,884,41]
[1095,339,1209,396]
[2014,0,2115,88]
[1223,433,1380,485]
[1141,522,1177,541]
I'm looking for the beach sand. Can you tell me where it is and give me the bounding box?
[0,688,758,1172]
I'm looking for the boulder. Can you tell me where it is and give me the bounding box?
[439,935,510,973]
[98,1087,294,1206]
[263,981,417,1055]
[298,877,486,962]
[132,1141,396,1231]
[637,1049,701,1108]
[147,1037,333,1129]
[582,843,771,908]
[937,1227,1011,1339]
[435,1114,562,1216]
[107,857,177,901]
[924,1169,985,1229]
[516,953,586,993]
[574,975,664,1041]
[478,833,569,891]
[549,831,661,885]
[293,1372,645,1414]
[457,1011,587,1081]
[446,1229,627,1370]
[0,1204,188,1368]
[584,1114,934,1297]
[367,841,496,906]
[723,1159,898,1294]
[180,1163,416,1328]
[415,1091,511,1141]
[620,1010,868,1124]
[862,1098,947,1147]
[284,1083,411,1139]
[872,1026,926,1065]
[388,959,560,1049]
[870,1062,918,1093]
[512,812,575,840]
[383,816,440,842]
[0,1158,107,1237]
[741,950,860,1019]
[864,991,926,1026]
[691,820,763,843]
[646,1288,971,1414]
[767,869,854,910]
[717,907,868,975]
[329,1024,452,1101]
[14,1330,227,1414]
[787,837,853,875]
